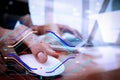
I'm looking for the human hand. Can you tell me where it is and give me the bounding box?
[0,25,58,63]
[23,33,59,63]
[32,23,83,39]
[31,24,61,35]
[57,24,83,39]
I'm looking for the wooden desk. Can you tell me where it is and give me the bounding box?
[57,46,120,80]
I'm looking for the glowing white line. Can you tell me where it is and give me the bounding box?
[8,31,37,48]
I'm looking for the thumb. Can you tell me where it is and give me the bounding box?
[37,52,48,63]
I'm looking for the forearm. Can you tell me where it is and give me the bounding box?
[0,27,11,36]
[0,27,13,41]
[23,30,39,48]
[19,14,33,27]
[0,25,40,55]
[0,25,33,43]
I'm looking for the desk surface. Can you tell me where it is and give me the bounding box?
[57,46,120,80]
[0,42,120,80]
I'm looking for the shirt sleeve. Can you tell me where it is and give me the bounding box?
[0,0,30,29]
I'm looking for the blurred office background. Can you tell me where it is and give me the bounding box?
[29,0,120,46]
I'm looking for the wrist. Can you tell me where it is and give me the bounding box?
[23,31,38,48]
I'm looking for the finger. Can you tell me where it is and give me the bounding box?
[45,48,59,58]
[73,30,83,39]
[40,42,59,58]
[30,43,48,63]
[36,52,48,63]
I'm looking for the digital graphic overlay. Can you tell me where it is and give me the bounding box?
[7,53,37,70]
[0,24,23,41]
[11,24,35,41]
[46,30,75,47]
[45,30,87,52]
[1,28,91,80]
[8,31,37,48]
[63,59,92,76]
[46,56,75,73]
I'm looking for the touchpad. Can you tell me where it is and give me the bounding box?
[19,54,65,77]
